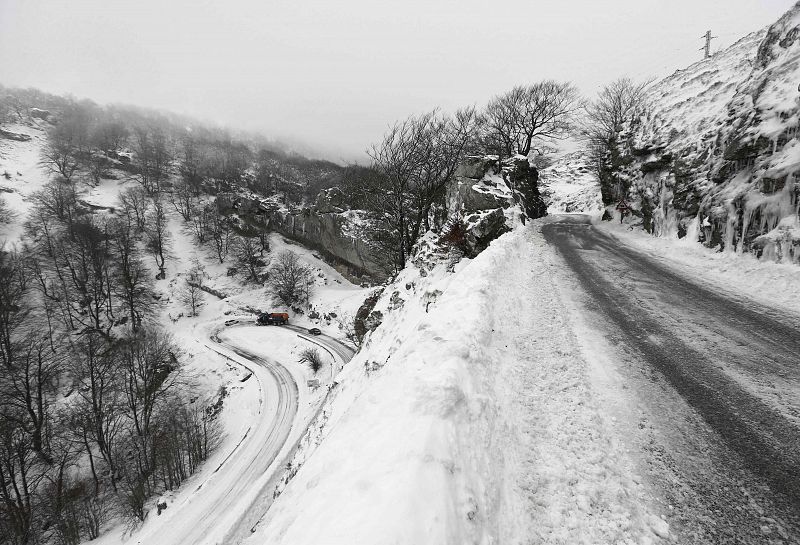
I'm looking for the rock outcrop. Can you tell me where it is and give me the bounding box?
[607,3,800,264]
[29,108,51,121]
[268,209,385,281]
[313,187,348,213]
[444,154,543,257]
[217,191,386,281]
[0,129,32,142]
[446,155,515,216]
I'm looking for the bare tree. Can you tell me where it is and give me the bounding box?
[178,134,205,192]
[40,106,92,182]
[232,235,267,282]
[269,251,312,306]
[110,218,152,330]
[119,328,179,495]
[145,198,169,279]
[0,194,12,225]
[118,187,151,232]
[482,80,581,158]
[91,119,129,153]
[169,181,196,221]
[0,95,14,127]
[54,218,115,336]
[364,108,479,271]
[581,77,651,204]
[408,107,479,234]
[3,94,28,123]
[30,179,79,228]
[40,138,81,183]
[180,261,205,317]
[338,313,363,350]
[0,248,31,369]
[40,435,84,545]
[132,125,171,194]
[0,420,48,543]
[85,154,112,186]
[207,212,233,263]
[1,331,62,462]
[189,204,213,244]
[70,332,124,491]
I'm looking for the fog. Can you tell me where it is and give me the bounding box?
[0,0,792,161]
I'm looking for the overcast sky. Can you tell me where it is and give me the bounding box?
[0,0,793,161]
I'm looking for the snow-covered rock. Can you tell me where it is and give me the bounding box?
[602,2,800,264]
[313,186,348,214]
[541,151,603,214]
[447,155,516,215]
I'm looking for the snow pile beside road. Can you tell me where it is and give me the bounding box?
[250,224,663,545]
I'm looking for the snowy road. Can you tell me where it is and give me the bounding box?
[542,216,800,543]
[284,324,356,364]
[132,328,299,545]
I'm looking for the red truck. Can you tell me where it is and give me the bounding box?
[257,312,289,326]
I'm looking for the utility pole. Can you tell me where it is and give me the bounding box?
[700,30,717,59]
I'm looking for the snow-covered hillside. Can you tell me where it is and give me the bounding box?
[0,115,369,544]
[540,152,603,214]
[0,122,53,242]
[245,223,669,545]
[606,3,800,263]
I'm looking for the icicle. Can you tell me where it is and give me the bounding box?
[738,206,752,254]
[724,203,737,252]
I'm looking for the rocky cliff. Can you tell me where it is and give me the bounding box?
[216,189,385,282]
[444,154,542,253]
[613,3,800,263]
[540,152,604,214]
[268,205,385,282]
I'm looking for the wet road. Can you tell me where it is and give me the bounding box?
[542,216,800,544]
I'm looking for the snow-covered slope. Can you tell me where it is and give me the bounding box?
[540,152,603,214]
[0,116,370,543]
[611,2,800,263]
[0,122,51,243]
[246,223,667,545]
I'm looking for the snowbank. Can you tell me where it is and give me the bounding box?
[248,223,663,544]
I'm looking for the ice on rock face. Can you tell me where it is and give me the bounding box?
[609,8,800,264]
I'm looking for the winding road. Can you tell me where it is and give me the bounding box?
[132,324,353,545]
[542,215,800,544]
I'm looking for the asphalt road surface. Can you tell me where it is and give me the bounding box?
[542,215,800,544]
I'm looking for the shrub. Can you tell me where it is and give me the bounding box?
[299,348,323,374]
